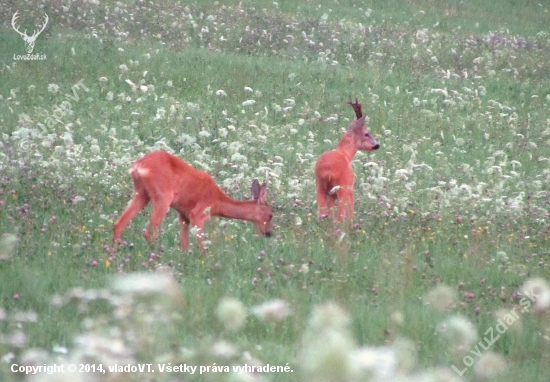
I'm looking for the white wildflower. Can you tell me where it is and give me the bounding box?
[474,351,507,380]
[251,299,290,322]
[216,297,247,331]
[300,303,355,382]
[395,168,410,180]
[415,29,428,43]
[47,84,60,93]
[0,234,17,261]
[521,278,550,314]
[112,273,185,306]
[154,107,166,120]
[494,309,522,334]
[19,348,49,368]
[228,141,242,154]
[437,315,478,356]
[211,341,238,359]
[8,331,27,348]
[187,102,200,111]
[125,79,136,91]
[179,133,196,146]
[495,251,509,264]
[72,196,86,204]
[308,302,350,334]
[426,284,457,312]
[351,346,396,379]
[230,153,247,163]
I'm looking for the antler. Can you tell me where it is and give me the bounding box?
[11,12,27,38]
[347,98,362,119]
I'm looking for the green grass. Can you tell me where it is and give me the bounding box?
[1,0,550,381]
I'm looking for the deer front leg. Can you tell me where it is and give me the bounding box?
[178,213,190,252]
[113,192,150,244]
[189,211,210,255]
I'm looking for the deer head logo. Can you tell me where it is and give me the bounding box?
[11,12,49,54]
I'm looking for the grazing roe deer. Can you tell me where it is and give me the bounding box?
[315,99,380,223]
[113,151,273,252]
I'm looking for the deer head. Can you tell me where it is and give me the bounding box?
[347,98,379,151]
[12,12,49,54]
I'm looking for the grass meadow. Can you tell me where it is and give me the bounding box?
[1,0,550,381]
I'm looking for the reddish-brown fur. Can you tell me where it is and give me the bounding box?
[315,100,380,223]
[113,151,272,252]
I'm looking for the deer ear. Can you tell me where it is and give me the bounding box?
[251,179,261,201]
[348,115,366,131]
[257,184,268,205]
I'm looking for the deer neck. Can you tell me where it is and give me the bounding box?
[212,196,258,222]
[335,132,359,162]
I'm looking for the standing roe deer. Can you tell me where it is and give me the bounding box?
[113,151,272,252]
[315,99,380,223]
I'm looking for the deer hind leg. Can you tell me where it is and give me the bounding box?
[326,194,337,220]
[316,180,330,219]
[113,190,150,243]
[178,213,190,252]
[144,196,171,245]
[336,187,354,223]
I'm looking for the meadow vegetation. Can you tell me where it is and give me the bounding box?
[0,0,549,381]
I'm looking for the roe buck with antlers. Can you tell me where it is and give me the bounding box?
[315,99,380,223]
[113,151,273,252]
